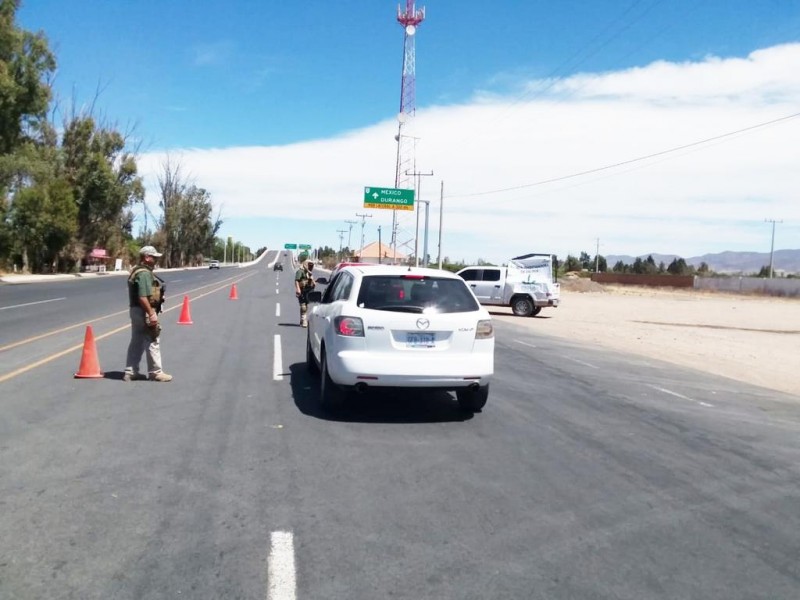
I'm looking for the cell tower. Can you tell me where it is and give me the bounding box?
[391,1,425,260]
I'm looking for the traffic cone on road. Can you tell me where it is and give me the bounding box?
[74,326,103,379]
[229,283,239,300]
[177,295,193,324]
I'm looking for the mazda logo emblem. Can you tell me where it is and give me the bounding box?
[416,318,430,330]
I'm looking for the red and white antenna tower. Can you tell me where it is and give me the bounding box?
[391,1,425,259]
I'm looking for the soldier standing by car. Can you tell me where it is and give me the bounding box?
[123,245,173,382]
[294,255,316,327]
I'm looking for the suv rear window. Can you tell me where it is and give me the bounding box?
[356,275,480,314]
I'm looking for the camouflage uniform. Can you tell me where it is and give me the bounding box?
[295,259,316,327]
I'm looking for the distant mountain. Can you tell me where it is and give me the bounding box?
[604,249,800,274]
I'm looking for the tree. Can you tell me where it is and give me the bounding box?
[612,260,626,273]
[0,0,56,157]
[61,116,144,258]
[667,257,690,275]
[564,254,581,272]
[9,177,76,272]
[579,251,592,270]
[593,255,607,272]
[157,156,222,267]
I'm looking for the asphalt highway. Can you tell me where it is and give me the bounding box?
[1,253,799,599]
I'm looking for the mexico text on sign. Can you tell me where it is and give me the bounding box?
[363,186,415,211]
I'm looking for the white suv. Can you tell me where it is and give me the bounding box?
[306,265,494,412]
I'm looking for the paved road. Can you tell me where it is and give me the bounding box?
[1,254,799,599]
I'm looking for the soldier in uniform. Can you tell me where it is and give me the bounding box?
[294,254,316,327]
[123,245,173,382]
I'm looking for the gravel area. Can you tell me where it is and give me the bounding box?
[492,283,800,398]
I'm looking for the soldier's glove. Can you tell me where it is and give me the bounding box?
[148,322,162,341]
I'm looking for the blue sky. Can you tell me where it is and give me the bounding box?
[19,0,800,264]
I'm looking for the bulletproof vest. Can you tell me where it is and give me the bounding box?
[128,266,162,307]
[298,268,313,289]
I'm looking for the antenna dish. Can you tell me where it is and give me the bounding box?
[405,24,416,36]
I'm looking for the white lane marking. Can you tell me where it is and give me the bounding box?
[514,340,538,349]
[0,297,65,311]
[267,531,296,600]
[276,288,279,295]
[648,384,714,407]
[171,279,183,283]
[273,335,283,381]
[561,355,600,370]
[275,303,280,317]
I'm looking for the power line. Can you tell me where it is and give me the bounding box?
[448,110,800,199]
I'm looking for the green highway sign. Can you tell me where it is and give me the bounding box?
[299,244,312,250]
[363,186,415,211]
[284,243,297,249]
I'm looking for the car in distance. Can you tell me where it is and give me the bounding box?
[306,265,494,413]
[274,262,283,271]
[209,260,220,269]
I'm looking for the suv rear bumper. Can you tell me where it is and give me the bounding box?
[329,350,493,388]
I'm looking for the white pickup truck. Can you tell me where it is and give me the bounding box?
[456,253,560,317]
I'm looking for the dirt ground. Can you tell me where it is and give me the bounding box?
[492,279,800,398]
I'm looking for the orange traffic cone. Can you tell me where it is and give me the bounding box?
[177,295,193,324]
[229,283,239,300]
[74,325,103,378]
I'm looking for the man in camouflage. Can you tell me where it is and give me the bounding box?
[123,245,173,382]
[294,254,316,327]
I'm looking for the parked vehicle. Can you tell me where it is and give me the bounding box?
[208,260,220,269]
[457,253,560,317]
[306,265,494,413]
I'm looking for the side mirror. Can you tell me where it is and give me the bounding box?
[315,277,328,285]
[307,291,322,303]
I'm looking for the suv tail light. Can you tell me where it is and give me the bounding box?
[334,316,364,337]
[476,320,493,339]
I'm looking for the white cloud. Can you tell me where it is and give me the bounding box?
[140,43,800,264]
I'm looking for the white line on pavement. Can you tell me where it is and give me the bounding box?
[514,340,538,349]
[561,355,600,370]
[275,303,280,317]
[273,335,283,381]
[0,297,65,311]
[648,384,714,407]
[267,531,296,600]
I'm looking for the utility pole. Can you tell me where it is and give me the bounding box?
[437,181,444,269]
[405,168,433,266]
[336,229,347,259]
[378,226,383,264]
[595,238,600,273]
[765,218,783,278]
[344,220,358,255]
[355,213,372,260]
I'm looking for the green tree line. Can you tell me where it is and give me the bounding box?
[0,0,237,274]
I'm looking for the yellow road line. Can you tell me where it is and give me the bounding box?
[0,273,259,384]
[0,272,250,353]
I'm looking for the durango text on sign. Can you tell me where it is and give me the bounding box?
[363,186,415,211]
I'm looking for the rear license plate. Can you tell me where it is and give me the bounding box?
[406,332,435,348]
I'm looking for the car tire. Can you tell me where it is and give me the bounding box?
[320,350,345,410]
[532,306,542,316]
[511,296,534,317]
[457,384,489,413]
[306,334,319,377]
